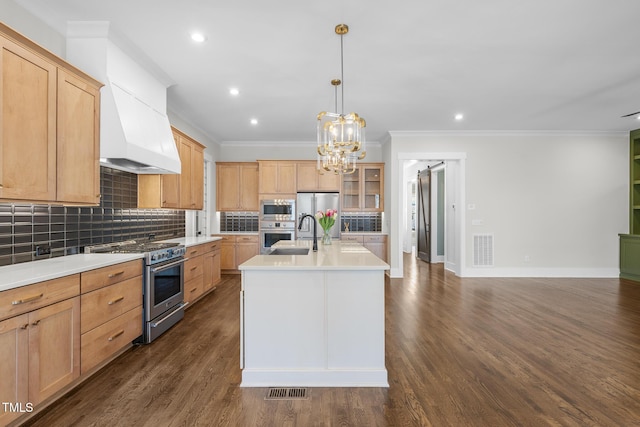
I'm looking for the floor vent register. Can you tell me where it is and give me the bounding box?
[265,387,310,400]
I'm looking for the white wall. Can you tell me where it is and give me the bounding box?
[386,131,629,278]
[0,0,65,55]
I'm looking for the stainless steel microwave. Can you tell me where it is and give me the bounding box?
[260,199,295,221]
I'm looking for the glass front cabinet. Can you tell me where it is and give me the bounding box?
[340,163,384,212]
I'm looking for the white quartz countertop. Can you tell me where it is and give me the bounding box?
[0,253,144,292]
[161,236,222,247]
[239,240,389,271]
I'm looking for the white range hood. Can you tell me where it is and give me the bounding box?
[66,21,181,174]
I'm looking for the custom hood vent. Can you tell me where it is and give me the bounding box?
[66,21,181,174]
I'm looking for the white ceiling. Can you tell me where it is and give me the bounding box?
[12,0,640,143]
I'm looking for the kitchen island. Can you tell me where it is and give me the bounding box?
[238,240,389,387]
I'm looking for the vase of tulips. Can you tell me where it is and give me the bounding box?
[315,209,337,245]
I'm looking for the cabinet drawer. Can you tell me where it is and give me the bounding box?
[81,260,143,294]
[213,235,236,243]
[81,306,142,374]
[185,276,204,304]
[80,276,143,334]
[341,235,364,243]
[186,244,206,258]
[185,255,204,282]
[364,235,386,243]
[205,240,221,252]
[236,235,259,243]
[0,274,80,321]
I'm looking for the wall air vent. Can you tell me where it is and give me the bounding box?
[473,234,494,267]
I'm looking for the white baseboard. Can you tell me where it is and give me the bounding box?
[241,369,389,387]
[460,267,620,278]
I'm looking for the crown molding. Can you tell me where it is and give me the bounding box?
[387,130,628,138]
[218,139,383,148]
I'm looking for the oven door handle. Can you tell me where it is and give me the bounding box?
[150,258,188,273]
[150,302,189,328]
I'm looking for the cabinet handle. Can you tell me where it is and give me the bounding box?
[12,293,44,305]
[97,194,102,198]
[108,271,125,278]
[108,296,125,305]
[20,323,29,330]
[31,320,41,326]
[0,183,3,188]
[190,266,198,271]
[108,330,125,341]
[190,287,197,293]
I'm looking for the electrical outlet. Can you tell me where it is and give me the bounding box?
[35,245,51,256]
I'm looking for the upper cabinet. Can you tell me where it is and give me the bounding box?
[341,163,384,212]
[296,161,340,192]
[138,127,205,210]
[216,162,259,211]
[0,24,102,205]
[258,161,296,195]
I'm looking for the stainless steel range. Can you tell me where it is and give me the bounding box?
[85,240,187,343]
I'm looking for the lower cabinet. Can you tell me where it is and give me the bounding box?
[184,241,222,306]
[341,234,388,262]
[213,234,260,273]
[0,275,81,426]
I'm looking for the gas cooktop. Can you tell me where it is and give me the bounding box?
[84,240,185,264]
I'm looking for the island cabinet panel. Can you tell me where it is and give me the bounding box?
[216,162,259,211]
[243,271,326,369]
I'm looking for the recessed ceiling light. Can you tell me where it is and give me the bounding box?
[229,88,240,96]
[190,32,207,43]
[454,113,464,121]
[250,118,258,125]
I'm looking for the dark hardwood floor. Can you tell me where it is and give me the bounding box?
[19,254,640,426]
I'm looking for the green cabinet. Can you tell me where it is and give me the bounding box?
[620,129,640,281]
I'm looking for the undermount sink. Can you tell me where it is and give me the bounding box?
[268,247,310,256]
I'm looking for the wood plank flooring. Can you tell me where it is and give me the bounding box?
[18,254,640,426]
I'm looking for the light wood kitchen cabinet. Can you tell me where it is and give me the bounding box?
[138,127,205,210]
[0,23,102,205]
[216,162,259,211]
[56,69,101,205]
[341,234,388,262]
[0,274,81,424]
[184,241,222,306]
[341,163,384,212]
[213,234,259,273]
[258,161,296,194]
[296,161,340,192]
[0,313,29,426]
[79,260,142,374]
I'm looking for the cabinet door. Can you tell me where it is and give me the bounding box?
[0,314,29,426]
[277,162,296,193]
[217,164,241,210]
[221,242,236,270]
[259,161,278,194]
[363,166,383,211]
[0,37,57,201]
[191,144,204,210]
[28,297,80,405]
[179,139,193,209]
[341,168,361,210]
[236,243,259,267]
[296,162,319,192]
[203,250,221,291]
[317,169,340,192]
[56,69,100,204]
[240,164,259,210]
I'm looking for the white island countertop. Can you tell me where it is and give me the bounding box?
[239,240,389,271]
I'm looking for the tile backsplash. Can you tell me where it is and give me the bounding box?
[340,213,382,233]
[220,212,259,232]
[0,167,185,267]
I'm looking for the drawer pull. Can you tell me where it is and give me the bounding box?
[108,271,125,278]
[190,250,198,255]
[31,320,41,326]
[190,287,198,293]
[20,323,29,330]
[12,293,44,305]
[191,266,198,271]
[108,296,125,305]
[108,330,125,341]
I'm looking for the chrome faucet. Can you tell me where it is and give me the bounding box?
[298,214,318,252]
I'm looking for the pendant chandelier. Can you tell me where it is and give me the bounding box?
[317,24,366,175]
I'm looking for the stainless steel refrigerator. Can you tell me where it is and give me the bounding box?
[296,192,340,240]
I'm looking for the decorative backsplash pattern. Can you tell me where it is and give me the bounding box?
[220,212,259,232]
[340,213,383,233]
[0,167,185,267]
